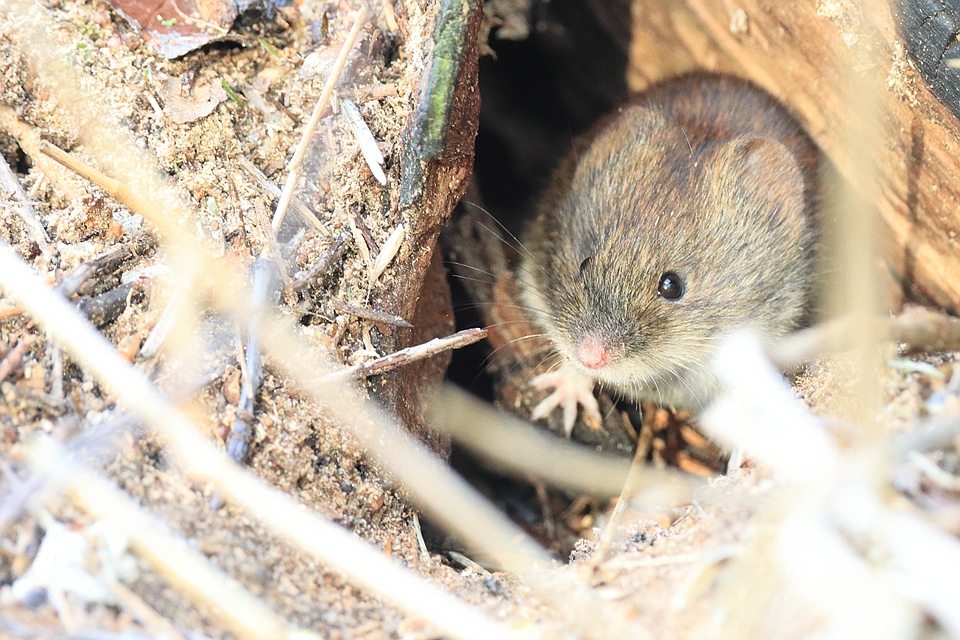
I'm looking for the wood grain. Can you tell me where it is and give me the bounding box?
[629,0,960,312]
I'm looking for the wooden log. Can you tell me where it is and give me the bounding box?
[628,0,960,312]
[372,0,483,453]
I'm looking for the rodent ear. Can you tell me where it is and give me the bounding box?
[718,137,805,218]
[734,137,800,183]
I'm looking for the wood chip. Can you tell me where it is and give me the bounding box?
[341,97,387,185]
[370,224,404,284]
[349,219,372,267]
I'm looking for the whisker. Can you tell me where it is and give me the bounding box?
[667,364,706,414]
[480,334,550,370]
[602,401,618,424]
[450,274,497,287]
[445,260,501,280]
[486,300,554,315]
[451,297,555,325]
[529,351,563,375]
[463,201,542,268]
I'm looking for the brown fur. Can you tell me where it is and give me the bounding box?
[519,73,819,411]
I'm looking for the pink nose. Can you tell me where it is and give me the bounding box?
[577,335,610,369]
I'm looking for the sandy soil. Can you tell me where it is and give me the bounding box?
[0,0,958,639]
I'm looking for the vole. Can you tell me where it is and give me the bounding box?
[518,73,819,435]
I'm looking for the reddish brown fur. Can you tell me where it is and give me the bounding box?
[519,73,819,411]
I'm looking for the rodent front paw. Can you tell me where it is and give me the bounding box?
[529,366,601,437]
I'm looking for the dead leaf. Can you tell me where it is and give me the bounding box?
[160,77,228,124]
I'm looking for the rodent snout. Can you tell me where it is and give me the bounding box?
[577,335,611,370]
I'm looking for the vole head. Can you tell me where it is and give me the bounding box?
[520,106,814,407]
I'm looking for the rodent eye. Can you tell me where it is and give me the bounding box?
[578,256,593,277]
[657,272,684,300]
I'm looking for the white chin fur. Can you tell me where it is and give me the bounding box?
[579,358,723,414]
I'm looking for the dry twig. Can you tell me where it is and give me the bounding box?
[319,328,487,383]
[289,231,348,291]
[327,299,411,327]
[0,334,36,383]
[226,258,280,463]
[272,6,368,232]
[55,238,149,298]
[591,409,659,567]
[74,283,138,327]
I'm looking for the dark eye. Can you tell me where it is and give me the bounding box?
[657,272,684,300]
[578,256,593,277]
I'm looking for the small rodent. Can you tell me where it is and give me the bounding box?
[519,73,819,435]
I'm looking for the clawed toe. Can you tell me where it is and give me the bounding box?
[529,366,602,436]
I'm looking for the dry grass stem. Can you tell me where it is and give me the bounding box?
[259,316,554,572]
[0,150,51,257]
[38,141,157,221]
[769,306,960,370]
[824,2,885,431]
[705,331,837,484]
[106,580,188,640]
[26,437,292,640]
[271,5,369,232]
[0,434,256,640]
[238,155,329,236]
[705,329,960,636]
[8,5,231,297]
[434,384,697,500]
[0,240,528,640]
[2,1,566,636]
[6,0,958,637]
[34,139,212,292]
[591,410,658,566]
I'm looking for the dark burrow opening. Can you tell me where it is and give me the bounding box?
[435,0,633,560]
